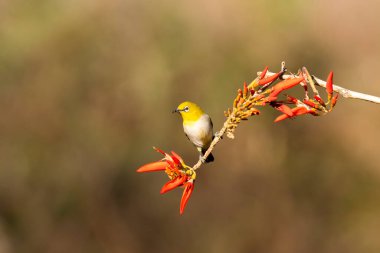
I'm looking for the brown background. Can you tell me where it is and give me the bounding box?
[0,0,380,252]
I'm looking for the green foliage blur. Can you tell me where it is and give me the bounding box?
[0,0,380,252]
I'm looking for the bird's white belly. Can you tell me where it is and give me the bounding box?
[183,115,213,148]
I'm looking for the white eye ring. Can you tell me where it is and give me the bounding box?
[184,106,189,112]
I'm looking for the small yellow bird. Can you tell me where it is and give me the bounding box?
[173,101,214,163]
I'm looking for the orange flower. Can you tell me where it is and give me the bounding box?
[137,147,195,214]
[258,70,284,86]
[303,99,318,109]
[326,71,334,100]
[286,95,298,104]
[160,175,187,194]
[314,95,326,107]
[136,161,168,173]
[180,181,195,215]
[259,66,269,80]
[269,77,304,98]
[243,81,248,97]
[274,106,316,122]
[331,93,339,108]
[271,102,294,117]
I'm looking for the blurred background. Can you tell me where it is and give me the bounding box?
[0,0,380,252]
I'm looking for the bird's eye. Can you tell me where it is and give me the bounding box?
[184,106,189,112]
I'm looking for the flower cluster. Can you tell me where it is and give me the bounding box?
[136,147,195,215]
[224,63,338,138]
[138,62,340,215]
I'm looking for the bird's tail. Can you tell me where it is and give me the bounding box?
[201,149,214,163]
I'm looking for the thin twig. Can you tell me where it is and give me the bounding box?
[192,113,234,170]
[261,71,380,104]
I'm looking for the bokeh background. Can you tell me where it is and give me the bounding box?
[1,0,380,252]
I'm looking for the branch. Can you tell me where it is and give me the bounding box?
[192,114,233,170]
[261,71,380,104]
[194,67,380,171]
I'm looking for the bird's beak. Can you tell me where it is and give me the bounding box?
[172,108,179,113]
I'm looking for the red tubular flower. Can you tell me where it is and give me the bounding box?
[243,81,248,97]
[137,148,182,173]
[287,95,298,104]
[303,99,318,109]
[180,181,194,215]
[331,93,339,108]
[269,77,304,98]
[136,161,168,173]
[137,147,196,215]
[314,95,326,107]
[160,175,187,194]
[258,71,284,86]
[259,66,269,80]
[274,106,316,122]
[326,71,334,98]
[274,113,289,123]
[170,151,183,165]
[264,96,277,103]
[271,103,294,117]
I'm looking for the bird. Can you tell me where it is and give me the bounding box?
[173,101,214,163]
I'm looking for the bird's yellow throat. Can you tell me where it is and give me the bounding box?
[176,101,204,124]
